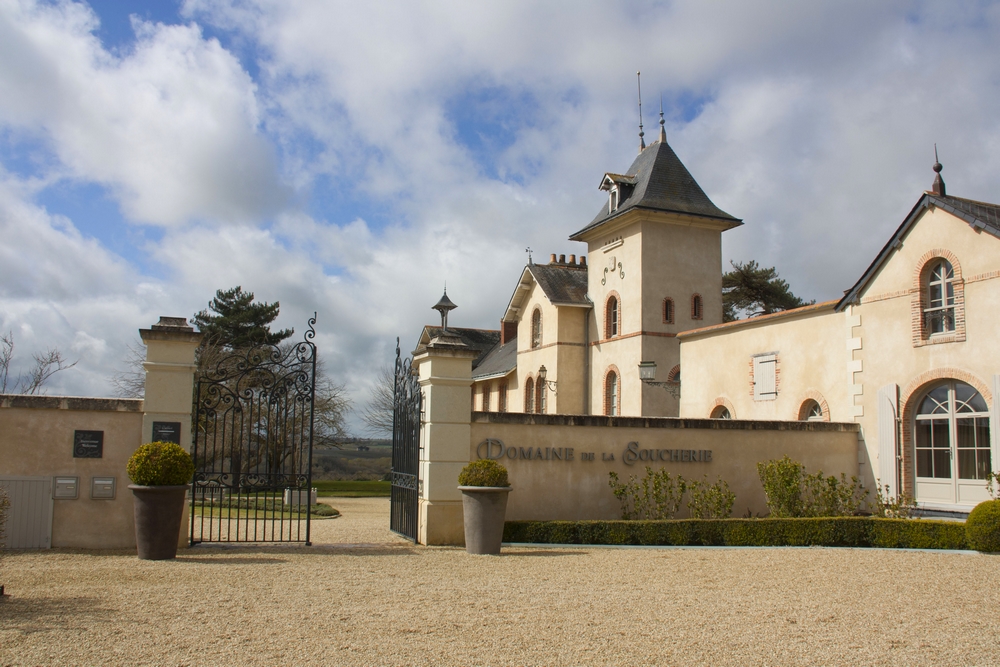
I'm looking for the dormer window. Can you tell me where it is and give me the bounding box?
[600,173,635,215]
[609,186,619,213]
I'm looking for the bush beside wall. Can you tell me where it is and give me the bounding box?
[504,517,968,550]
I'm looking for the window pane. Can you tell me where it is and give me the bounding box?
[978,448,992,481]
[929,283,942,308]
[955,383,988,413]
[916,448,933,478]
[933,449,951,478]
[931,419,950,448]
[958,449,978,479]
[915,420,931,448]
[919,387,949,415]
[956,418,977,448]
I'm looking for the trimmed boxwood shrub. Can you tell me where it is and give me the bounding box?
[966,499,1000,552]
[127,441,196,486]
[458,459,509,487]
[503,517,968,550]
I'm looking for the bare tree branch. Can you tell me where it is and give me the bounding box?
[0,331,77,395]
[109,339,147,398]
[360,364,395,436]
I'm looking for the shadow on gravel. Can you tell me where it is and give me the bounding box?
[175,556,289,565]
[499,550,585,558]
[0,595,118,633]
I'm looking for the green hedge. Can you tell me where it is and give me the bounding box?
[503,517,968,550]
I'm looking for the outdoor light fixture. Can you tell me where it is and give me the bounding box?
[637,361,680,398]
[537,365,558,394]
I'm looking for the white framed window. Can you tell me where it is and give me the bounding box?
[915,382,991,482]
[753,354,777,401]
[925,260,956,335]
[606,296,619,338]
[531,309,542,349]
[524,377,535,413]
[605,371,619,416]
[711,406,731,419]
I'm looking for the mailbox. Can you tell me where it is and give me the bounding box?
[54,476,79,499]
[91,476,116,500]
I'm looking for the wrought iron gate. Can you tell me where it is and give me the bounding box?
[190,316,318,545]
[390,339,421,542]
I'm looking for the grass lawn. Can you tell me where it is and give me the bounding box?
[313,480,390,497]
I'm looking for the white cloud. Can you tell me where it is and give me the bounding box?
[0,0,286,226]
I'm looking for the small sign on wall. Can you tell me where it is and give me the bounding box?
[73,430,104,458]
[152,421,182,444]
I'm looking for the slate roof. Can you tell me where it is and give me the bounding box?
[413,326,500,368]
[528,264,590,306]
[570,140,741,240]
[837,193,1000,311]
[471,341,517,380]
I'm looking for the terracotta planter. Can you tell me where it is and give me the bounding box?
[129,484,189,560]
[459,486,511,554]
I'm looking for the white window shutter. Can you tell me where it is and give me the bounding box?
[753,355,777,401]
[877,384,899,498]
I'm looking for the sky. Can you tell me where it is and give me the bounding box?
[2,0,1000,433]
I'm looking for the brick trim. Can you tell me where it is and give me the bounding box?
[691,293,703,320]
[603,365,621,416]
[797,390,831,421]
[518,340,585,354]
[898,367,992,498]
[666,364,681,383]
[662,297,674,324]
[604,290,622,339]
[711,397,736,419]
[911,250,966,347]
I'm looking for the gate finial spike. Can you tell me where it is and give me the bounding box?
[931,143,946,196]
[659,96,666,144]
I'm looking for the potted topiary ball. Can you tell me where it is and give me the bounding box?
[966,499,1000,553]
[127,441,196,560]
[458,459,511,555]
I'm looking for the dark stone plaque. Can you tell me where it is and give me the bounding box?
[152,421,182,444]
[73,430,104,458]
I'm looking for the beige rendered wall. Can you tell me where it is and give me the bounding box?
[0,397,143,548]
[852,205,1000,502]
[470,413,859,521]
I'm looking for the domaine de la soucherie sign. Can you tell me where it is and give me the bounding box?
[476,439,713,466]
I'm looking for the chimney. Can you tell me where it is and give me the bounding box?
[549,253,557,264]
[579,255,587,267]
[569,254,576,265]
[558,254,566,264]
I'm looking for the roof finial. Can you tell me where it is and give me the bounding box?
[932,144,946,197]
[433,287,457,332]
[658,96,666,144]
[637,71,645,152]
[525,246,533,265]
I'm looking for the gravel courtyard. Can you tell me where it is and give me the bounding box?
[2,498,999,666]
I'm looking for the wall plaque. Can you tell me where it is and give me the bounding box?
[152,421,182,444]
[73,430,104,458]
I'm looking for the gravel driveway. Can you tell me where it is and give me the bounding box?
[2,498,998,666]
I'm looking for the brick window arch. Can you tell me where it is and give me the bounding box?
[524,376,535,413]
[603,365,621,416]
[662,297,674,324]
[531,308,543,349]
[666,364,681,384]
[912,250,965,347]
[797,394,830,422]
[605,291,621,338]
[691,294,703,320]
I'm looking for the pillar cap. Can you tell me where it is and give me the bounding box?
[139,317,204,344]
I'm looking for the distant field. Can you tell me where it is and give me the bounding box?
[312,480,390,497]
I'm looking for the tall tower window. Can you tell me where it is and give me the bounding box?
[691,294,703,320]
[531,309,542,348]
[604,370,619,416]
[663,298,674,324]
[524,377,535,413]
[605,294,620,338]
[925,260,956,335]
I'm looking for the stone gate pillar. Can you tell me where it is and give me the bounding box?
[139,317,204,547]
[413,332,478,546]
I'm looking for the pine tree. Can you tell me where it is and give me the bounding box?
[192,286,294,348]
[722,260,812,322]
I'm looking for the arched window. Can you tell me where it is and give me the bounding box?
[666,365,681,384]
[800,400,823,421]
[482,384,491,412]
[531,309,542,348]
[925,260,956,335]
[915,381,991,482]
[663,298,674,324]
[605,295,620,338]
[498,382,508,413]
[604,370,619,416]
[524,377,535,413]
[691,294,703,320]
[537,382,547,414]
[710,405,731,419]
